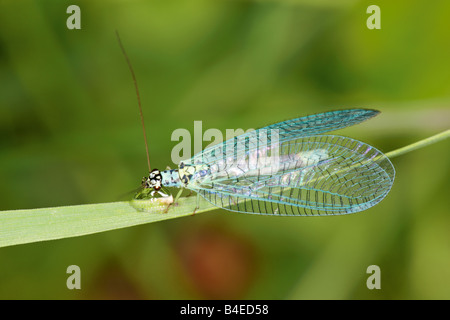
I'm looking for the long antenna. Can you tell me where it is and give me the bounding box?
[115,30,152,173]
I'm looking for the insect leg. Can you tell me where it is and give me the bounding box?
[192,193,200,215]
[173,188,184,204]
[164,188,183,213]
[163,188,184,213]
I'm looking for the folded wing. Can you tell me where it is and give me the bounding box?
[189,135,395,216]
[186,109,380,169]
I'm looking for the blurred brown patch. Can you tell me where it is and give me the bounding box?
[89,260,145,300]
[175,223,257,299]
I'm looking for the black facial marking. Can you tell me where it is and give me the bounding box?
[145,168,163,191]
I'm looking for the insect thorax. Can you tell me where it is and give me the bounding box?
[160,169,181,187]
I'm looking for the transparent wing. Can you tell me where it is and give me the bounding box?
[260,108,379,138]
[188,135,395,216]
[185,109,379,167]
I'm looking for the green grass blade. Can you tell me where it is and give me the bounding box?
[0,196,217,248]
[384,129,450,158]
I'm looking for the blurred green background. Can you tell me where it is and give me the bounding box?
[0,0,449,299]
